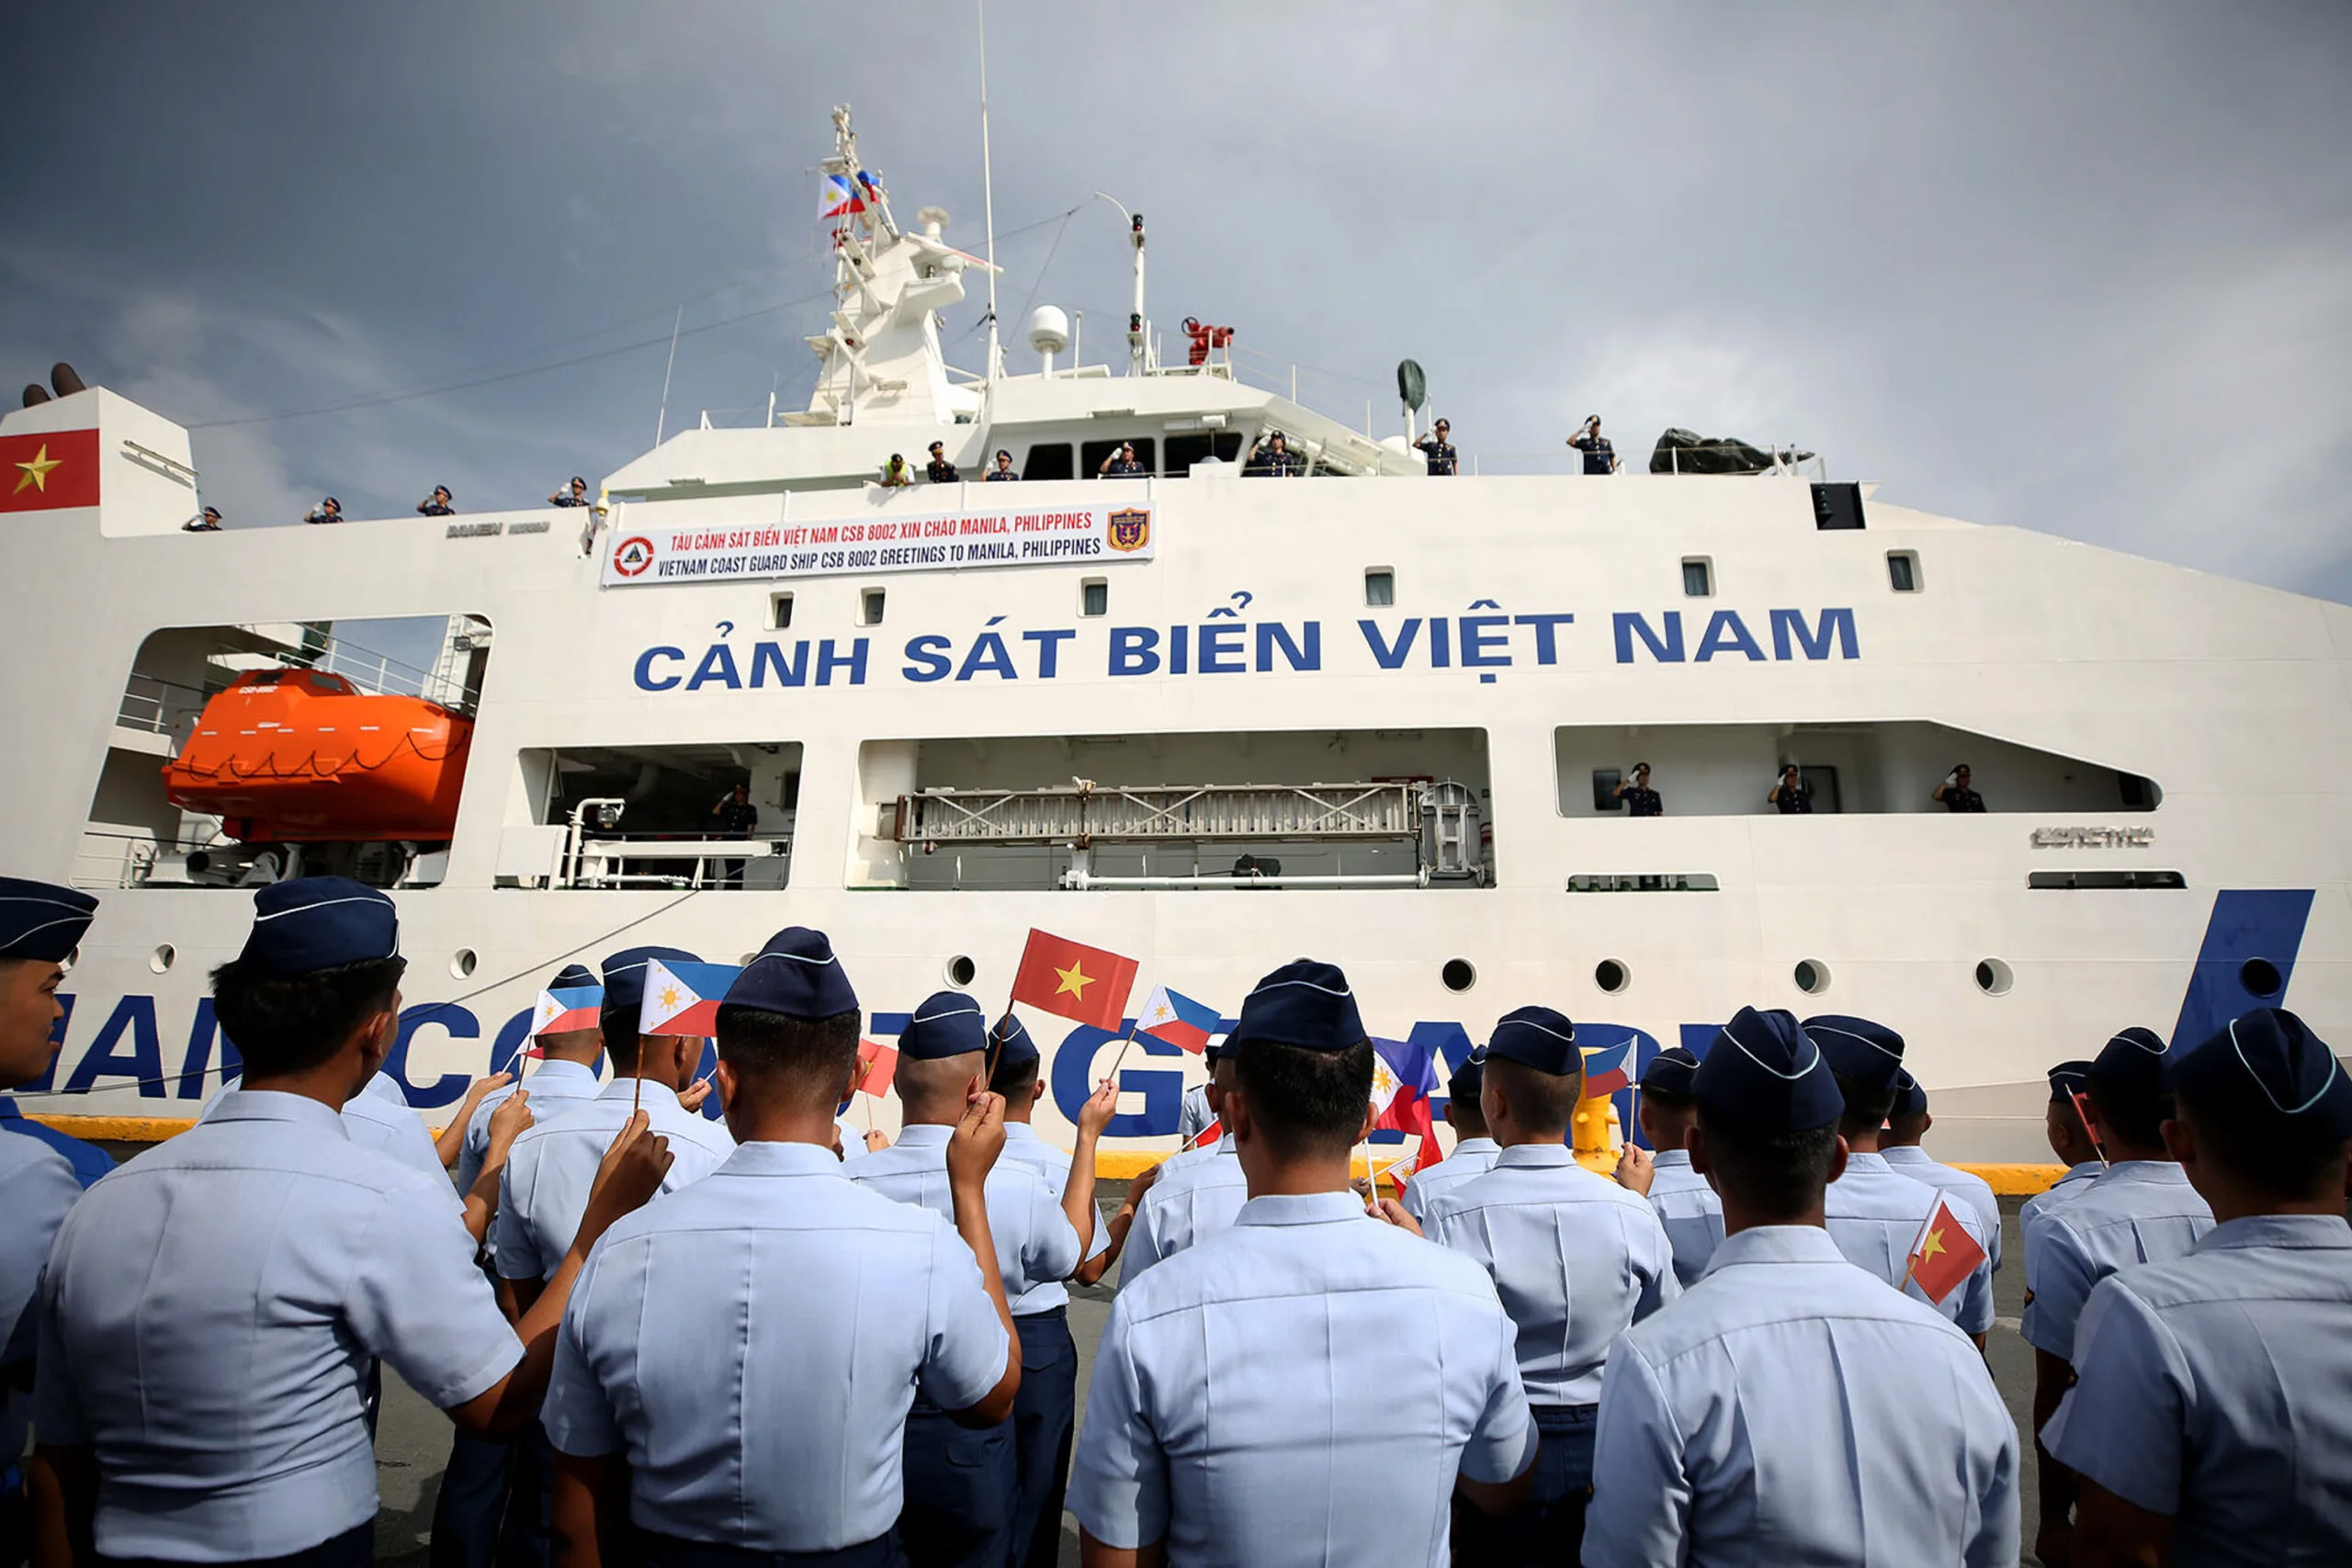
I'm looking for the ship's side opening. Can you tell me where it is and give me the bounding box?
[498,742,802,890]
[853,728,1493,891]
[82,615,491,891]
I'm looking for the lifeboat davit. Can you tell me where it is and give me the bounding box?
[162,668,472,842]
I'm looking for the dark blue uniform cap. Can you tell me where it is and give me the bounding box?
[2089,1024,2172,1100]
[1486,1005,1580,1076]
[550,963,598,992]
[0,878,97,964]
[1802,1014,1907,1091]
[1229,959,1365,1053]
[1203,1035,1230,1066]
[602,945,703,1014]
[989,1013,1038,1069]
[1639,1044,1699,1098]
[1448,1048,1486,1106]
[900,990,988,1060]
[1694,1007,1842,1133]
[236,877,397,978]
[723,927,858,1021]
[2047,1058,2096,1102]
[2170,1008,2352,1141]
[1891,1069,1928,1118]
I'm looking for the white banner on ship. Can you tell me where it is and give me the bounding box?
[601,502,1156,586]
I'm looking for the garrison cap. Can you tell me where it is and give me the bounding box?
[1486,1005,1580,1076]
[1203,1034,1232,1066]
[2170,1008,2352,1142]
[900,990,987,1060]
[0,878,97,964]
[1447,1048,1486,1107]
[2047,1058,2096,1102]
[237,877,397,977]
[1803,1014,1907,1091]
[1638,1043,1699,1099]
[603,945,702,1016]
[2089,1024,2172,1100]
[550,963,598,992]
[724,927,858,1021]
[1694,1006,1841,1133]
[1891,1069,1928,1118]
[1229,959,1365,1053]
[989,1013,1039,1069]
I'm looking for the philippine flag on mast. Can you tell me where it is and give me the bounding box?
[1135,986,1220,1055]
[818,172,865,219]
[638,958,741,1039]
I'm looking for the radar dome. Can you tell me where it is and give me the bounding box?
[1026,307,1070,355]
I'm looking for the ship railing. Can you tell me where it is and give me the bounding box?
[1455,446,1830,479]
[116,672,220,739]
[561,835,789,890]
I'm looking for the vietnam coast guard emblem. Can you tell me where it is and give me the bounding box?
[1106,507,1151,553]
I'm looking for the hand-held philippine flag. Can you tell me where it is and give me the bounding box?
[1905,1191,1988,1305]
[638,959,741,1039]
[1371,1037,1443,1171]
[531,985,603,1038]
[0,429,100,513]
[1136,985,1219,1054]
[1581,1037,1635,1098]
[854,1037,899,1099]
[1010,930,1139,1032]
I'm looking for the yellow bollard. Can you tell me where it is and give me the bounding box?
[1570,1091,1622,1176]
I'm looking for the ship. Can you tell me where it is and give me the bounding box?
[4,107,2345,1172]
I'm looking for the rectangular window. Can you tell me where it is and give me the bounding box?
[769,591,794,629]
[1163,432,1246,473]
[1022,443,1074,481]
[503,742,802,891]
[1364,569,1396,607]
[1887,551,1919,592]
[1681,558,1713,598]
[1080,579,1109,617]
[1591,769,1624,811]
[860,589,886,626]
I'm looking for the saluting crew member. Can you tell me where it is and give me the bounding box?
[1400,1047,1499,1226]
[1808,1014,1996,1340]
[418,485,458,517]
[1768,763,1813,814]
[983,449,1019,481]
[2024,1024,2213,1568]
[1582,1007,2018,1565]
[1633,1043,1725,1287]
[2042,1008,2352,1562]
[1414,418,1459,476]
[1424,1005,1679,1563]
[304,495,344,525]
[1097,441,1147,479]
[548,476,591,508]
[1121,1042,1250,1284]
[30,879,670,1568]
[1243,430,1303,477]
[1882,1069,2004,1274]
[988,1017,1119,1568]
[1613,763,1663,818]
[496,946,738,1308]
[1933,763,1987,811]
[543,929,1023,1568]
[2020,1058,2104,1258]
[845,992,1081,1568]
[182,506,223,532]
[1070,959,1538,1565]
[0,880,103,1565]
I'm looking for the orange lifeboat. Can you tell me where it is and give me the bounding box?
[162,668,472,842]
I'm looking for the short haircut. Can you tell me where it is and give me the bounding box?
[2086,1073,2171,1149]
[1232,1037,1373,1162]
[209,955,406,1078]
[600,1003,646,1072]
[1884,1109,1930,1143]
[989,1049,1040,1100]
[2178,1094,2347,1202]
[715,1003,860,1111]
[898,1050,982,1121]
[1486,1055,1583,1136]
[1831,1071,1896,1140]
[1447,1088,1488,1133]
[1696,1102,1840,1222]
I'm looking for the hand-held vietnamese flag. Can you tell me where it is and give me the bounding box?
[1010,930,1138,1032]
[1371,1037,1443,1171]
[1580,1037,1635,1098]
[854,1037,899,1099]
[0,429,100,513]
[1183,1117,1222,1149]
[638,958,741,1038]
[1905,1191,1988,1305]
[1136,985,1219,1054]
[531,985,604,1038]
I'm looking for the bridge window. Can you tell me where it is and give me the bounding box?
[1082,437,1156,476]
[1023,443,1074,481]
[1164,432,1244,472]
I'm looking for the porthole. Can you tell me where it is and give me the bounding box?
[1440,958,1476,993]
[2240,957,2283,998]
[946,954,978,987]
[1794,958,1829,995]
[1974,957,2014,997]
[1595,958,1630,995]
[451,948,479,980]
[149,944,175,975]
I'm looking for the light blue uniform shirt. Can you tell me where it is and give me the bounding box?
[843,1123,1081,1301]
[1070,1190,1535,1564]
[0,1134,82,1464]
[2043,1213,2352,1562]
[457,1057,603,1195]
[1176,1084,1214,1143]
[997,1122,1109,1314]
[1425,1143,1679,1406]
[1399,1134,1499,1226]
[495,1078,736,1282]
[1825,1151,1996,1334]
[340,1070,453,1187]
[1122,1140,1249,1286]
[1584,1225,2019,1568]
[34,1092,521,1563]
[1883,1143,2004,1272]
[1645,1147,1726,1288]
[541,1142,1011,1553]
[2019,1158,2103,1247]
[2019,1159,2212,1361]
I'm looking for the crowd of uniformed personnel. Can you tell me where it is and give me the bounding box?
[1,873,2347,1568]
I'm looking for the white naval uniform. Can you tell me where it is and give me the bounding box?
[1644,1147,1726,1288]
[1398,1134,1499,1226]
[0,1134,81,1465]
[1583,1225,2019,1567]
[1120,1139,1248,1286]
[2018,1159,2213,1363]
[34,1092,521,1563]
[1069,1190,1536,1566]
[1825,1151,1996,1334]
[541,1141,1011,1553]
[494,1078,735,1282]
[1883,1142,2004,1272]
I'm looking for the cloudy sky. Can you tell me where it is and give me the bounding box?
[6,1,2348,602]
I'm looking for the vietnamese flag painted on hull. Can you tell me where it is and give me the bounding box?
[0,429,100,513]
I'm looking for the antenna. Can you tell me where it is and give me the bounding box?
[978,0,1001,381]
[653,303,683,446]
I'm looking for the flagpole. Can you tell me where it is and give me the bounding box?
[1102,1014,1146,1084]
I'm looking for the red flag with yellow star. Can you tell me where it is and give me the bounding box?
[1010,929,1138,1032]
[0,429,100,513]
[1905,1190,1987,1306]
